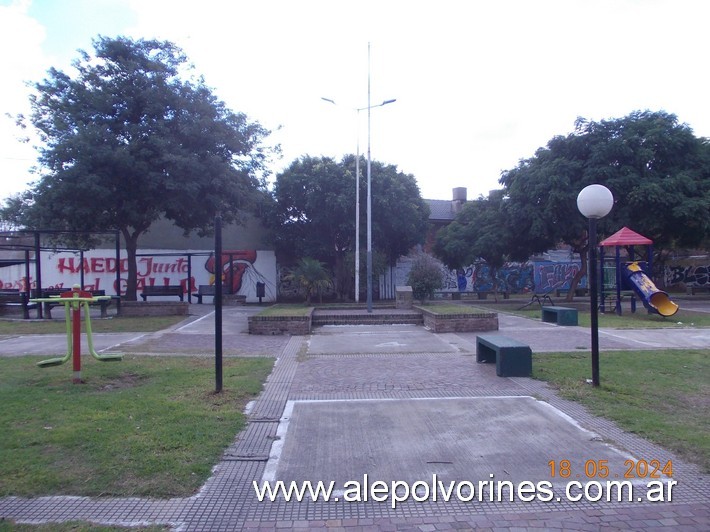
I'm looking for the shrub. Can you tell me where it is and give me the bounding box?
[406,252,444,300]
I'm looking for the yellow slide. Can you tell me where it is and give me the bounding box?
[625,262,679,317]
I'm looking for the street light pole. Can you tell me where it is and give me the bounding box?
[577,184,614,387]
[321,87,395,308]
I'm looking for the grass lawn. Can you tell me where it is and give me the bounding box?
[416,303,493,314]
[0,316,188,335]
[533,349,710,471]
[255,304,313,317]
[0,355,273,497]
[495,305,710,329]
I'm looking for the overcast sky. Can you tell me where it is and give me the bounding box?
[1,0,709,204]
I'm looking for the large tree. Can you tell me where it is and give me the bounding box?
[2,36,272,299]
[499,110,710,296]
[269,154,430,299]
[434,190,514,297]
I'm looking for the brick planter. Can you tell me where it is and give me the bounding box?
[416,307,498,333]
[119,301,189,317]
[248,312,313,335]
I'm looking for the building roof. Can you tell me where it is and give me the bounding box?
[426,199,456,221]
[599,226,653,247]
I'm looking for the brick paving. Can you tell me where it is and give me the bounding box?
[1,305,708,530]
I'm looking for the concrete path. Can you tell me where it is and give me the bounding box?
[0,303,708,531]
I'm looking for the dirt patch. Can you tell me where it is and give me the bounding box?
[98,372,144,391]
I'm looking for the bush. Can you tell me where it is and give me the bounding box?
[406,252,444,300]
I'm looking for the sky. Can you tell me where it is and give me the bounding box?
[1,0,709,204]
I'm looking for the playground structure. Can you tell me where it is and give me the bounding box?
[31,285,122,383]
[599,227,679,317]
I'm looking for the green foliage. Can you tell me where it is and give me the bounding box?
[2,36,273,298]
[269,154,429,300]
[286,257,333,304]
[434,190,513,268]
[406,252,444,300]
[500,110,710,257]
[0,356,273,497]
[534,349,710,470]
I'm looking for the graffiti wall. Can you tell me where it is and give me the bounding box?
[664,261,709,289]
[441,262,535,294]
[0,249,277,303]
[438,261,584,294]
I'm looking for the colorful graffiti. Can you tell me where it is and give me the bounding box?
[533,262,585,292]
[440,261,585,294]
[0,249,277,302]
[442,262,535,294]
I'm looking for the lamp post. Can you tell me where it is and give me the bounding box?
[577,184,614,387]
[321,94,395,308]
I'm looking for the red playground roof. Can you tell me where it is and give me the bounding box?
[599,227,653,246]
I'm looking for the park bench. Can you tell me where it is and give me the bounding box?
[476,334,532,377]
[0,289,37,319]
[32,288,117,319]
[140,285,184,301]
[192,284,215,304]
[541,306,578,326]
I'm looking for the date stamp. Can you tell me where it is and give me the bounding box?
[548,459,673,479]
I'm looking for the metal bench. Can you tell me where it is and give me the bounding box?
[541,306,578,326]
[32,288,116,318]
[0,289,37,319]
[192,284,216,304]
[476,334,532,377]
[140,285,184,301]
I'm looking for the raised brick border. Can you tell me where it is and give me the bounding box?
[248,313,313,335]
[417,306,499,332]
[118,300,189,317]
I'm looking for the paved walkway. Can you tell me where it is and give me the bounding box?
[0,304,708,531]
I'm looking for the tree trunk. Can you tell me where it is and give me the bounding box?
[121,228,140,301]
[566,248,588,302]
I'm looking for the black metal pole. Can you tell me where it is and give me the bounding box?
[34,231,42,318]
[187,254,192,304]
[589,218,600,387]
[215,216,223,393]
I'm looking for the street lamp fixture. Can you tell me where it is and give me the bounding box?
[577,184,614,387]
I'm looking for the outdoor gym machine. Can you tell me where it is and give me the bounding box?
[31,285,122,383]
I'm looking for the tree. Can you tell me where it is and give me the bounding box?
[269,154,430,300]
[1,36,272,299]
[499,110,710,297]
[286,257,333,304]
[434,190,513,298]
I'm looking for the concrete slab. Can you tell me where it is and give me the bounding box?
[267,397,636,488]
[0,333,144,357]
[308,324,458,354]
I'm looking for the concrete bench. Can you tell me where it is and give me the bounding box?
[476,334,532,377]
[140,285,184,301]
[541,306,578,326]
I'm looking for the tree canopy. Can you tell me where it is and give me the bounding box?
[2,36,273,298]
[268,154,430,299]
[432,110,710,297]
[500,110,710,256]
